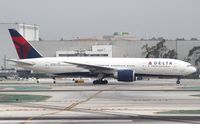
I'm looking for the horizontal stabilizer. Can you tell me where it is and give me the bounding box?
[6,59,35,66]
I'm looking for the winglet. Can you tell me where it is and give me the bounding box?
[8,29,42,59]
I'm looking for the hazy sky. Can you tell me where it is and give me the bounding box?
[1,0,200,40]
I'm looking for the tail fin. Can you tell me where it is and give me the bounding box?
[8,29,42,59]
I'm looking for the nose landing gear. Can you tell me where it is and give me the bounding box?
[176,77,181,84]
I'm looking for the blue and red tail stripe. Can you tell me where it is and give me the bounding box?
[8,29,42,59]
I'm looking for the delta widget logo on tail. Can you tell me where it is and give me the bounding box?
[8,29,42,59]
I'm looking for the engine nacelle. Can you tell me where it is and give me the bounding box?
[114,69,135,82]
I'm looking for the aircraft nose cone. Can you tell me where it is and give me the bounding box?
[191,66,197,73]
[193,67,197,73]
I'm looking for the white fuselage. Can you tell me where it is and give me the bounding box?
[16,57,196,77]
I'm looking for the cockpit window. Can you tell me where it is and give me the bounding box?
[187,65,193,67]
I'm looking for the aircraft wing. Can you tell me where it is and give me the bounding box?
[6,59,35,66]
[62,61,116,73]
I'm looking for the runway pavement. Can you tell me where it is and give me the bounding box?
[0,78,199,124]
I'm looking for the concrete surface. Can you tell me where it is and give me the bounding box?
[0,79,199,124]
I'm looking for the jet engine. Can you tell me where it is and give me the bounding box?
[114,69,135,82]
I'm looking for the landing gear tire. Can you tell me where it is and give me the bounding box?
[36,78,39,84]
[93,80,108,85]
[176,77,181,84]
[53,80,56,84]
[53,77,56,84]
[176,80,180,84]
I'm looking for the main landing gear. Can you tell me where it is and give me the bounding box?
[93,79,108,85]
[176,77,181,84]
[93,73,108,85]
[52,77,56,84]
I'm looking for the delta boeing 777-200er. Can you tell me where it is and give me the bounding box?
[7,29,197,84]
